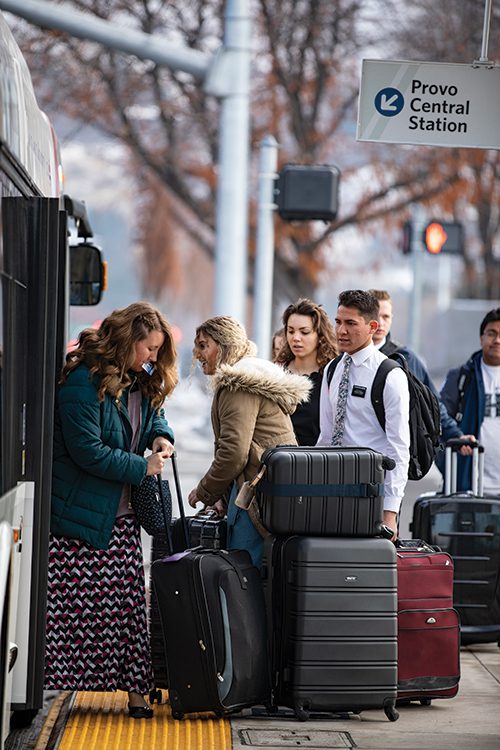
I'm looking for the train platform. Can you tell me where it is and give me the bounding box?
[6,641,500,750]
[6,382,500,749]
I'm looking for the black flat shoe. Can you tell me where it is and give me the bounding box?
[128,704,154,719]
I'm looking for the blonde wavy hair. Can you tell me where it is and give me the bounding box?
[61,302,178,409]
[193,316,256,371]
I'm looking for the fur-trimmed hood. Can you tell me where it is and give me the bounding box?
[212,356,311,415]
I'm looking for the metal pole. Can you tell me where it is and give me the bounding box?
[213,0,251,321]
[1,0,253,324]
[478,0,493,63]
[0,0,209,78]
[253,135,278,358]
[437,254,452,312]
[407,205,424,353]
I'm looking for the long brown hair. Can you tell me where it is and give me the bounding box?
[62,302,178,408]
[279,298,337,369]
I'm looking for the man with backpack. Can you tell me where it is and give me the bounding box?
[317,290,410,539]
[439,307,500,492]
[369,289,470,447]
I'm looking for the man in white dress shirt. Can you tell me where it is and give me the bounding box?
[317,290,410,539]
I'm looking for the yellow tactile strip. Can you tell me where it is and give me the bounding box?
[57,691,231,750]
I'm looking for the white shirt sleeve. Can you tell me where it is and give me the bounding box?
[317,365,334,446]
[382,367,410,513]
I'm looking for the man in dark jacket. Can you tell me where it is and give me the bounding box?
[439,307,500,492]
[369,290,472,447]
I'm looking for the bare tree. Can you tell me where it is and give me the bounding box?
[382,0,500,299]
[13,0,492,305]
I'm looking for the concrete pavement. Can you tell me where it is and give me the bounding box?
[230,644,500,750]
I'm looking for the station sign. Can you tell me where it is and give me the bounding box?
[357,59,500,150]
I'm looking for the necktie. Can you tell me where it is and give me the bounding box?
[331,354,352,446]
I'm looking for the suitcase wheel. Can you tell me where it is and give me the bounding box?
[293,702,310,722]
[149,688,163,704]
[172,710,184,720]
[384,703,399,722]
[420,698,432,706]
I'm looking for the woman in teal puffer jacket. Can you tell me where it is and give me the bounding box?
[44,302,178,719]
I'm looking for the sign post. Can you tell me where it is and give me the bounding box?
[357,59,500,150]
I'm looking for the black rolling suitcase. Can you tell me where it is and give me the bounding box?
[148,454,190,691]
[171,509,227,551]
[263,535,399,722]
[411,439,500,645]
[149,515,227,690]
[257,446,394,537]
[151,462,271,719]
[149,464,227,691]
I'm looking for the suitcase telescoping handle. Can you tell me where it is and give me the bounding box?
[156,451,190,555]
[444,438,484,496]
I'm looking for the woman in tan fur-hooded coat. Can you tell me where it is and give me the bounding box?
[188,316,311,567]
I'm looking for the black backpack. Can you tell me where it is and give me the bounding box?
[327,352,441,480]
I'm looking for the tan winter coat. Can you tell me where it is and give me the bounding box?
[196,357,311,506]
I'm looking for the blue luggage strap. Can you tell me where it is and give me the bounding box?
[258,481,384,498]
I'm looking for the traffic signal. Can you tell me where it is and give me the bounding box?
[401,220,413,254]
[275,164,340,221]
[422,220,464,255]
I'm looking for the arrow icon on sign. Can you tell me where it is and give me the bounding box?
[374,87,405,117]
[379,93,400,112]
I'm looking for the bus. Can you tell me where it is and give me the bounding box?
[0,12,106,746]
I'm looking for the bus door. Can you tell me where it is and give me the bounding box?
[1,197,67,720]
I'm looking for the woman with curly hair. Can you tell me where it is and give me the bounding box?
[188,316,310,566]
[45,302,178,719]
[279,298,337,446]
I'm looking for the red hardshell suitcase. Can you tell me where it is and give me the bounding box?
[257,446,394,537]
[396,539,460,703]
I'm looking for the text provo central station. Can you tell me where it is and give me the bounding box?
[408,79,470,133]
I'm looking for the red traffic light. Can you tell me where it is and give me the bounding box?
[425,222,448,254]
[422,220,464,255]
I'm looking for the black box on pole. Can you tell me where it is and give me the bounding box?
[275,164,340,221]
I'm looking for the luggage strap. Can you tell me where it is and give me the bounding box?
[258,481,384,497]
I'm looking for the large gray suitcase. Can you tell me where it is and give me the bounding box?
[263,535,399,721]
[257,446,393,537]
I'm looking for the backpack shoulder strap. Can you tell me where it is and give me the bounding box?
[380,339,400,356]
[455,365,472,423]
[326,354,344,387]
[371,357,402,431]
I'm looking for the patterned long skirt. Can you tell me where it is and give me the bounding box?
[44,515,153,693]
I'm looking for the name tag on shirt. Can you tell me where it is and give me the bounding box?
[352,385,367,398]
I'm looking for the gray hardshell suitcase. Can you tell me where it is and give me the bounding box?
[257,446,393,537]
[264,535,399,721]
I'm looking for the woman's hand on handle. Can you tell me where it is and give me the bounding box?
[146,452,165,476]
[152,437,175,458]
